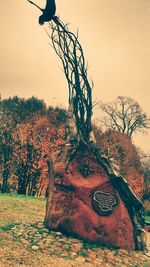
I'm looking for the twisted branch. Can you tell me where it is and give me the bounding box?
[47,18,93,142]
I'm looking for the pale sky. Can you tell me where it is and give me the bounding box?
[0,0,150,152]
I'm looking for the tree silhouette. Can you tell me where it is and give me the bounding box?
[99,96,150,136]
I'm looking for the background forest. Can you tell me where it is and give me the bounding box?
[0,96,149,200]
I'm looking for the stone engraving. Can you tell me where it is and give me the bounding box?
[92,191,118,216]
[78,160,93,177]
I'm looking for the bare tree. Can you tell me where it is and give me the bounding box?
[99,96,150,136]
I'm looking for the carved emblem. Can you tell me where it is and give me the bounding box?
[78,160,93,177]
[92,191,118,216]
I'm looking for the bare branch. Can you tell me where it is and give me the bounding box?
[47,18,93,141]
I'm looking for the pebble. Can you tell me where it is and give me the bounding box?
[42,228,49,233]
[46,235,54,240]
[104,263,113,267]
[72,243,83,250]
[97,250,105,257]
[119,248,128,255]
[36,222,44,229]
[106,251,115,260]
[55,232,62,236]
[48,247,56,253]
[75,256,86,263]
[94,258,104,264]
[71,252,77,256]
[17,231,23,236]
[122,258,131,265]
[42,233,48,238]
[20,239,29,245]
[34,234,42,238]
[31,245,40,251]
[61,252,69,257]
[55,242,63,247]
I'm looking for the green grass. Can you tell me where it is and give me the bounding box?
[144,208,150,224]
[0,193,46,251]
[114,250,119,256]
[77,249,88,257]
[0,223,20,232]
[145,215,150,224]
[0,193,46,227]
[0,193,46,201]
[83,241,103,250]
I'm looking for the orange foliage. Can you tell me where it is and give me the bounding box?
[13,112,66,196]
[93,126,144,197]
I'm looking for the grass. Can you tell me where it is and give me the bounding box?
[83,241,102,250]
[77,249,88,257]
[144,206,150,224]
[0,193,46,262]
[0,193,46,227]
[145,216,150,224]
[0,222,20,232]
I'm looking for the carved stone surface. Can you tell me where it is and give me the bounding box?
[45,149,135,250]
[92,191,119,216]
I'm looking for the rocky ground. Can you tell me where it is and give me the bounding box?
[0,221,149,267]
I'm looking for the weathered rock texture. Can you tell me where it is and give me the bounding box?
[125,171,144,197]
[45,146,136,250]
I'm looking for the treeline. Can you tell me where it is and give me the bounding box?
[0,96,149,199]
[0,96,68,196]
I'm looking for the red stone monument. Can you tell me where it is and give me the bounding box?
[43,19,146,251]
[45,145,133,249]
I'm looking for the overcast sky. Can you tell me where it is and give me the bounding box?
[0,0,150,152]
